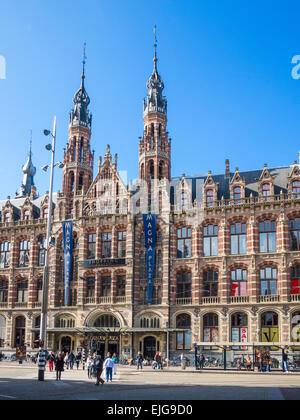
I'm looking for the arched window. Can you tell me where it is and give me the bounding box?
[233,186,242,204]
[19,240,30,267]
[149,161,154,181]
[231,313,248,344]
[79,138,84,163]
[262,183,271,201]
[259,220,276,253]
[176,314,191,350]
[140,315,160,329]
[94,315,120,328]
[203,270,218,297]
[260,267,277,296]
[69,172,75,193]
[78,172,84,191]
[230,222,246,255]
[203,313,219,342]
[261,312,278,343]
[206,189,214,207]
[231,269,247,297]
[0,241,10,268]
[203,225,218,257]
[290,218,300,251]
[55,317,75,328]
[15,316,26,347]
[159,161,163,180]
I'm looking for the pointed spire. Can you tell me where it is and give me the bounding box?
[70,43,92,128]
[144,26,167,115]
[16,132,37,198]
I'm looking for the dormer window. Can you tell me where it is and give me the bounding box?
[43,208,49,219]
[262,183,271,201]
[206,189,214,207]
[233,186,242,204]
[4,213,10,223]
[24,210,30,221]
[292,181,300,197]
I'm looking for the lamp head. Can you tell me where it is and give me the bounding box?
[43,130,51,136]
[42,165,49,172]
[45,144,52,151]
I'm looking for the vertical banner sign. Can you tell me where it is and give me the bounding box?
[62,221,73,306]
[143,214,156,304]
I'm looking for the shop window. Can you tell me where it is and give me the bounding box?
[15,316,26,347]
[176,314,191,350]
[203,313,219,342]
[0,315,6,347]
[261,312,278,343]
[203,225,218,257]
[231,313,248,344]
[291,312,300,343]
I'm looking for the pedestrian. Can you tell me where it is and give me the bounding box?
[283,350,290,373]
[64,352,69,370]
[199,354,205,369]
[265,353,271,372]
[245,355,252,371]
[68,351,75,370]
[103,353,115,383]
[137,352,143,370]
[154,352,162,370]
[75,352,81,370]
[93,352,105,386]
[55,353,64,381]
[48,352,55,373]
[180,353,186,370]
[87,355,93,379]
[237,358,242,371]
[257,352,263,372]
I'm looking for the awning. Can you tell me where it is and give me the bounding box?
[30,327,186,334]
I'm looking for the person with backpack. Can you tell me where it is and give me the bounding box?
[93,352,104,386]
[87,355,93,379]
[103,353,115,383]
[48,352,55,373]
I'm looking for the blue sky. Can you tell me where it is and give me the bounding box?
[1,0,300,198]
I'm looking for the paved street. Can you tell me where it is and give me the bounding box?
[0,363,299,400]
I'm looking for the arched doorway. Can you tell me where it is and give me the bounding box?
[61,336,71,353]
[144,336,157,360]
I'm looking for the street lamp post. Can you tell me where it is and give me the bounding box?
[38,116,57,381]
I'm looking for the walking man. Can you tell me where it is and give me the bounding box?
[137,352,143,370]
[93,352,105,386]
[48,352,55,373]
[104,353,115,383]
[283,350,290,373]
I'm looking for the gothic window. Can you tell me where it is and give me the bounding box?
[88,233,96,259]
[94,315,120,328]
[17,279,28,303]
[176,314,191,350]
[102,232,112,258]
[290,218,300,251]
[203,225,218,257]
[176,271,192,299]
[177,227,191,258]
[292,181,300,197]
[38,235,46,267]
[0,280,8,303]
[117,276,126,297]
[259,220,276,253]
[117,231,126,258]
[149,161,154,182]
[19,240,30,267]
[231,269,247,296]
[203,270,218,297]
[100,277,111,297]
[69,172,75,194]
[291,265,300,295]
[78,173,84,191]
[230,222,246,255]
[80,138,84,163]
[260,267,277,296]
[0,241,10,268]
[206,189,214,207]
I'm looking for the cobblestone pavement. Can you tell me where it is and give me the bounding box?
[0,363,299,400]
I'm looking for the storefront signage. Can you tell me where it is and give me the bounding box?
[143,213,156,304]
[62,221,73,306]
[82,258,126,268]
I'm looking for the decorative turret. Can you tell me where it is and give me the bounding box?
[139,27,171,183]
[69,43,92,129]
[16,140,37,199]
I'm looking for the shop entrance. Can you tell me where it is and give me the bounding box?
[61,337,71,353]
[144,336,157,360]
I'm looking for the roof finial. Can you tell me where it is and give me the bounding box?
[82,42,87,82]
[153,25,158,68]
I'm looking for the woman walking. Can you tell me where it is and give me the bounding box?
[55,353,64,381]
[87,355,93,379]
[48,352,55,373]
